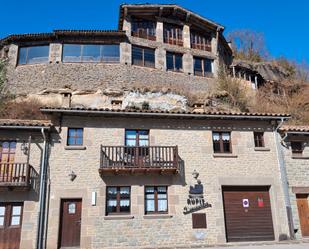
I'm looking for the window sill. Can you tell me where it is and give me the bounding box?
[104,215,134,220]
[254,147,271,151]
[64,146,86,150]
[213,153,238,158]
[143,214,173,219]
[292,156,309,160]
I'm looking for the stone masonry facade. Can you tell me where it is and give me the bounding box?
[0,4,232,97]
[44,115,290,249]
[0,129,45,249]
[282,134,309,239]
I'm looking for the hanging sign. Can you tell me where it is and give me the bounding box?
[242,199,249,208]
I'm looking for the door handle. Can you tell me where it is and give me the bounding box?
[76,220,81,224]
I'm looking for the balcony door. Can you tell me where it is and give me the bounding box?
[0,142,16,182]
[125,130,149,166]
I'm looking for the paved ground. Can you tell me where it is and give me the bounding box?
[211,242,309,249]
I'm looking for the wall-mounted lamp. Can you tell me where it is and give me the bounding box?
[68,171,77,181]
[21,142,28,155]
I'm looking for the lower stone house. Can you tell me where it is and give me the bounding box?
[38,107,292,249]
[2,111,304,249]
[0,119,52,249]
[279,126,309,239]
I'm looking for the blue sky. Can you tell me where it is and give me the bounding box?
[1,0,308,64]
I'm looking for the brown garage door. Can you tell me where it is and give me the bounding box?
[222,186,275,242]
[0,202,23,249]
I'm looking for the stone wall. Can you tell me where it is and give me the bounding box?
[0,130,45,249]
[45,115,290,249]
[282,137,309,239]
[4,21,228,98]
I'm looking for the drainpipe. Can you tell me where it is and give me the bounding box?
[273,118,295,239]
[36,128,49,249]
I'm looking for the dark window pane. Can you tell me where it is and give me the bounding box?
[63,44,82,62]
[204,58,212,73]
[18,48,27,65]
[166,52,174,70]
[82,45,101,62]
[291,142,303,154]
[132,46,143,66]
[213,142,221,153]
[102,45,120,63]
[254,132,264,147]
[223,142,230,153]
[175,54,182,70]
[144,48,155,67]
[194,58,203,75]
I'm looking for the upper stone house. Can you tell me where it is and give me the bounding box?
[0,4,232,97]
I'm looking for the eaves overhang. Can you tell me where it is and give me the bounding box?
[40,107,291,121]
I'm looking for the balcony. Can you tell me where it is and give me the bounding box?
[0,163,37,190]
[131,31,156,41]
[99,146,180,175]
[191,43,211,52]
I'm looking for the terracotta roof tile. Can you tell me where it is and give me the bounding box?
[280,125,309,133]
[0,119,52,128]
[40,107,290,119]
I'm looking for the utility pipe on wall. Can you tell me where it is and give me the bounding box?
[36,128,49,249]
[273,118,295,239]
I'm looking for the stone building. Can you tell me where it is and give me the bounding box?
[0,3,307,249]
[0,4,232,99]
[279,126,309,239]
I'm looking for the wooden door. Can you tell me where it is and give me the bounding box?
[296,194,309,237]
[222,186,275,242]
[0,203,23,249]
[59,199,82,248]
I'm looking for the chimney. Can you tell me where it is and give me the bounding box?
[61,92,72,108]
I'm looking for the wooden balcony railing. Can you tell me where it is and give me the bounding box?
[0,163,36,189]
[132,31,156,41]
[191,43,211,52]
[99,146,180,175]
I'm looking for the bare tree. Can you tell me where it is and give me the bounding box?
[227,29,268,62]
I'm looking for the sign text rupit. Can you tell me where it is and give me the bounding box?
[183,170,212,214]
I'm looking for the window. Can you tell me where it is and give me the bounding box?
[291,142,304,155]
[131,18,156,40]
[191,31,211,52]
[18,46,49,65]
[132,46,155,68]
[125,130,149,156]
[67,128,83,146]
[0,203,23,228]
[194,57,213,77]
[0,206,5,226]
[166,52,182,72]
[125,130,149,147]
[10,205,22,226]
[163,23,183,46]
[106,187,130,215]
[145,186,168,214]
[254,132,265,147]
[213,132,231,153]
[62,44,120,63]
[0,141,16,163]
